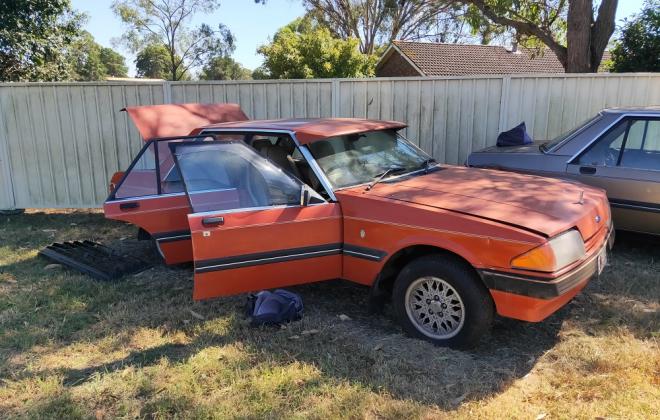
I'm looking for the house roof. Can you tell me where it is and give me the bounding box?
[200,118,408,144]
[378,41,566,76]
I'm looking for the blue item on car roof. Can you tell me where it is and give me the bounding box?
[497,122,533,146]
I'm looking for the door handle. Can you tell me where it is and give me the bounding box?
[579,166,597,175]
[119,202,139,210]
[202,216,224,226]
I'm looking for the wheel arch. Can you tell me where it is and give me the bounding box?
[370,243,485,305]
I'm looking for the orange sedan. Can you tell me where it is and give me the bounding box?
[105,104,614,348]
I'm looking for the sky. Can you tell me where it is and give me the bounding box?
[71,0,646,77]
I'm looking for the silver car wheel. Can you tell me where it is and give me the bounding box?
[404,276,465,339]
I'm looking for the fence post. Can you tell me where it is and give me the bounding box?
[163,81,172,104]
[331,79,340,117]
[498,75,511,133]
[0,88,16,210]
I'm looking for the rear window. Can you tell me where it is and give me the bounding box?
[542,114,602,152]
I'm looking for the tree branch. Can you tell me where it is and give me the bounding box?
[466,0,567,67]
[590,0,618,71]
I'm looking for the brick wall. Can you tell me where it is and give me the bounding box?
[375,51,422,77]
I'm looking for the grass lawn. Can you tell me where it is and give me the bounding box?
[0,210,658,419]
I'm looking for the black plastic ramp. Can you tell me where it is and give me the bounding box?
[39,240,151,281]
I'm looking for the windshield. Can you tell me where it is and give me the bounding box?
[307,130,432,189]
[541,114,602,152]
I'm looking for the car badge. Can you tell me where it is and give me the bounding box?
[595,215,601,223]
[575,191,584,205]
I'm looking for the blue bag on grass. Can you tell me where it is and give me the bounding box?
[245,289,303,326]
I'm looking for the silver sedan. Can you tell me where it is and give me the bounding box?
[467,107,660,235]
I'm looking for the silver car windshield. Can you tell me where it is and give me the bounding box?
[542,114,603,152]
[307,130,432,189]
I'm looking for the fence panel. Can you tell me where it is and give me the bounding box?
[0,74,659,209]
[336,77,503,164]
[0,82,165,208]
[501,74,660,141]
[170,80,333,119]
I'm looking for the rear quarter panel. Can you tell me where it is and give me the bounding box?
[103,193,193,264]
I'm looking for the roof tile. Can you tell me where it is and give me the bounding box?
[389,41,566,75]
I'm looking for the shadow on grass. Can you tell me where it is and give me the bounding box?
[2,213,659,412]
[45,276,566,409]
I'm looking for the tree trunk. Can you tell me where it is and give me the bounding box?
[566,0,592,72]
[590,0,618,72]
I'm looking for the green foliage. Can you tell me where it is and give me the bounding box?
[251,66,271,80]
[100,47,130,78]
[0,0,85,81]
[304,0,466,54]
[200,56,252,80]
[69,32,128,81]
[463,0,567,48]
[462,0,618,72]
[111,0,234,80]
[135,44,181,80]
[610,0,660,72]
[257,17,377,79]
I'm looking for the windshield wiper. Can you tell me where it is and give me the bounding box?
[418,158,437,172]
[365,166,406,191]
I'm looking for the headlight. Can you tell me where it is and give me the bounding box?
[511,229,585,272]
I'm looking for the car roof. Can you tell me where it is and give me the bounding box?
[199,118,408,144]
[602,106,660,115]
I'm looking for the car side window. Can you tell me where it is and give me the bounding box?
[114,143,158,199]
[578,121,627,167]
[175,142,323,213]
[620,120,660,171]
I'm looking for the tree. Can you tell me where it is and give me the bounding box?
[302,0,460,54]
[135,44,181,79]
[461,0,618,73]
[257,17,377,79]
[69,31,128,81]
[200,56,252,80]
[251,66,271,80]
[112,0,234,81]
[609,0,660,72]
[100,47,130,78]
[0,0,84,81]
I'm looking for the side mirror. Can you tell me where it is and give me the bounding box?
[300,185,311,206]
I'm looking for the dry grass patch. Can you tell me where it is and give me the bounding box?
[0,211,658,418]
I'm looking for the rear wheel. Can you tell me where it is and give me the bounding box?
[393,255,494,349]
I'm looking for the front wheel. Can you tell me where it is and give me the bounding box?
[393,255,494,349]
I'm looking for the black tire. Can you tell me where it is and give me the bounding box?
[393,254,494,349]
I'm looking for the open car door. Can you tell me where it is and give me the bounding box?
[173,141,343,299]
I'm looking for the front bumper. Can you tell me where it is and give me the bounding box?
[478,228,614,322]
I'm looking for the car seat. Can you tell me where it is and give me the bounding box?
[252,139,303,180]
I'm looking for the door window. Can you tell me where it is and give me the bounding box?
[578,121,627,167]
[174,142,322,213]
[620,120,660,170]
[113,143,158,199]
